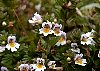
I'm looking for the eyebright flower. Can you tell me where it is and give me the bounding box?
[71,48,80,53]
[71,43,78,47]
[31,58,46,71]
[0,46,5,52]
[28,12,42,26]
[71,43,80,53]
[1,66,9,71]
[30,64,37,71]
[98,50,100,58]
[19,64,29,71]
[36,58,45,65]
[85,29,95,39]
[81,34,95,45]
[56,31,66,46]
[39,21,53,36]
[53,24,62,36]
[6,36,20,52]
[48,61,56,69]
[74,54,87,66]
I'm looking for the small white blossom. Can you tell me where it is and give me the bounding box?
[48,61,56,69]
[39,21,53,36]
[28,12,42,26]
[31,64,46,71]
[74,54,83,60]
[85,29,95,39]
[0,46,5,52]
[74,54,87,66]
[71,43,78,47]
[81,34,95,45]
[53,24,62,36]
[19,64,29,71]
[36,58,45,65]
[71,43,80,53]
[31,58,46,71]
[56,31,66,46]
[71,48,80,53]
[1,66,9,71]
[6,36,20,52]
[75,59,87,66]
[30,64,37,71]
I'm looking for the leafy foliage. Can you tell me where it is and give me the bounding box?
[0,0,100,71]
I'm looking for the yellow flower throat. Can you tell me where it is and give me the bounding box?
[81,38,87,42]
[54,28,60,34]
[9,42,15,47]
[76,59,82,64]
[43,28,50,33]
[9,39,15,47]
[37,64,43,68]
[59,37,64,42]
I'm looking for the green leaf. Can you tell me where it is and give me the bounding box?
[49,36,60,46]
[89,45,96,51]
[1,54,14,69]
[53,55,60,61]
[18,36,28,43]
[29,42,36,52]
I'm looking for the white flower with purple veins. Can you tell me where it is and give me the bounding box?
[74,53,83,60]
[74,54,87,66]
[6,36,20,52]
[36,58,45,65]
[71,43,78,47]
[48,61,56,69]
[85,29,95,39]
[71,48,80,53]
[53,24,62,36]
[71,43,80,53]
[30,64,37,71]
[1,66,9,71]
[19,64,29,71]
[56,31,66,46]
[28,12,42,26]
[0,46,5,52]
[81,34,95,45]
[31,58,46,71]
[39,21,53,36]
[98,51,100,58]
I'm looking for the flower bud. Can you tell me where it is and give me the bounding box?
[2,21,7,26]
[2,41,6,45]
[38,20,42,24]
[67,57,71,61]
[54,18,57,23]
